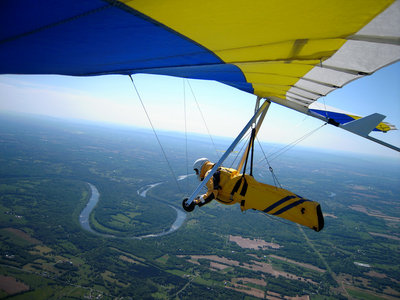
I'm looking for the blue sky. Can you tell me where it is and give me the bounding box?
[0,61,399,158]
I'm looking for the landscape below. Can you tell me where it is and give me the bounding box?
[0,113,399,299]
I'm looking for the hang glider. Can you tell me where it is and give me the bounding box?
[1,0,399,150]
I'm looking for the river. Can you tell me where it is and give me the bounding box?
[136,182,163,197]
[79,182,186,239]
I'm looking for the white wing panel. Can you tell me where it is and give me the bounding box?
[286,1,400,108]
[293,79,336,96]
[357,0,400,37]
[299,67,361,89]
[287,86,320,100]
[323,40,400,74]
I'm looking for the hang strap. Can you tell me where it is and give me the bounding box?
[230,127,256,202]
[242,127,256,176]
[249,127,256,177]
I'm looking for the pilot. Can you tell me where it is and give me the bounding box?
[183,158,324,232]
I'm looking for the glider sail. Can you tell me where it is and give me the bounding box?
[1,0,399,149]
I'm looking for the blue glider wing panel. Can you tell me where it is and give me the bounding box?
[0,0,248,89]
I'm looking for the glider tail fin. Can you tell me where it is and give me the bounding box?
[342,113,387,137]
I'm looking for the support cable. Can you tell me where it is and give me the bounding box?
[183,79,189,193]
[128,75,182,194]
[186,80,220,159]
[262,210,293,226]
[256,137,282,189]
[262,123,327,163]
[229,131,252,169]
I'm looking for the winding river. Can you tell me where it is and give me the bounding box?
[79,182,186,239]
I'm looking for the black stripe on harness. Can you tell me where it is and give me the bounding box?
[240,179,248,196]
[231,178,248,197]
[272,199,310,216]
[230,178,242,197]
[263,195,296,213]
[230,177,248,209]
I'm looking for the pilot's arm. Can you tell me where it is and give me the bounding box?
[195,171,218,206]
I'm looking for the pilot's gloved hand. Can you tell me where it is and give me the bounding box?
[194,195,205,205]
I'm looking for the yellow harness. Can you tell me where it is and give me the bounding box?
[202,164,324,232]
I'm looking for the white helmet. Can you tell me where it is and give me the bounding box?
[193,158,209,181]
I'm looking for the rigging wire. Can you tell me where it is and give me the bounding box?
[261,210,294,227]
[322,98,330,120]
[260,123,327,164]
[128,75,182,194]
[183,79,189,193]
[186,79,220,160]
[229,130,252,169]
[256,137,282,189]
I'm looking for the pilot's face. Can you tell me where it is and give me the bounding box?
[194,168,202,181]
